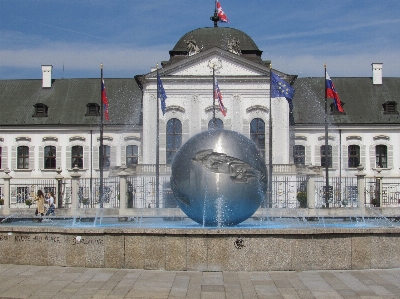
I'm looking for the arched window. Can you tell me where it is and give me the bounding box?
[208,118,224,130]
[320,145,332,168]
[44,146,56,169]
[126,145,138,165]
[72,146,83,169]
[17,146,29,169]
[166,118,182,164]
[250,118,265,158]
[375,145,387,168]
[100,145,111,168]
[348,145,360,168]
[293,145,305,165]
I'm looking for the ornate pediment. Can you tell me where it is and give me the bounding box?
[159,48,268,77]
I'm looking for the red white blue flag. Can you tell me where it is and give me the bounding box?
[325,72,344,113]
[102,79,110,120]
[217,0,229,23]
[214,78,227,116]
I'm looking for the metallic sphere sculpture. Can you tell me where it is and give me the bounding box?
[170,129,268,227]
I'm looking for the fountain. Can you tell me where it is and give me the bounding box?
[1,129,400,271]
[170,129,267,226]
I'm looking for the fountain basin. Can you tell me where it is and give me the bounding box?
[1,223,399,271]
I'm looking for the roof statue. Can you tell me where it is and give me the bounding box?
[227,37,241,55]
[184,36,200,56]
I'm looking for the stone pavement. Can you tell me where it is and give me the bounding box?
[0,264,399,299]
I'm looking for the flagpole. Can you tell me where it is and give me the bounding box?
[268,64,273,208]
[212,66,216,128]
[99,63,104,208]
[156,64,160,208]
[324,63,329,208]
[210,0,219,27]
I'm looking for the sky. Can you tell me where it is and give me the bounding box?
[1,0,400,80]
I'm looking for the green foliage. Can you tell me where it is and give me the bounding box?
[296,192,307,208]
[25,199,32,207]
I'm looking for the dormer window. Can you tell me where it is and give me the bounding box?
[382,101,398,115]
[86,103,100,116]
[33,103,48,117]
[330,102,345,115]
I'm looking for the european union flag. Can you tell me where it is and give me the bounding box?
[271,71,295,103]
[157,73,167,115]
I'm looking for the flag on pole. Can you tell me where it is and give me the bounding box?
[326,72,344,113]
[214,77,227,116]
[271,71,295,107]
[101,79,110,121]
[217,0,229,23]
[157,72,167,115]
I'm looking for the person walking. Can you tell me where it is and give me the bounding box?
[34,190,45,217]
[46,191,55,216]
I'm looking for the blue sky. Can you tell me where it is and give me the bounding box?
[1,0,399,79]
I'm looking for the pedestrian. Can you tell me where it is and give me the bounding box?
[34,190,45,217]
[46,191,55,216]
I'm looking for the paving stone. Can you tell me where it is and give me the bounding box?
[0,264,400,298]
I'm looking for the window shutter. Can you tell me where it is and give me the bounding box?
[369,145,375,170]
[387,145,393,169]
[11,146,16,170]
[315,146,321,166]
[110,146,117,167]
[243,119,250,138]
[83,146,89,169]
[121,146,126,166]
[93,146,99,169]
[360,145,366,168]
[29,146,35,170]
[2,146,8,169]
[66,146,71,169]
[332,145,338,169]
[305,146,311,165]
[56,146,62,169]
[38,146,44,169]
[342,145,348,168]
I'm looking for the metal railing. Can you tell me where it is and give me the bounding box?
[2,175,400,210]
[314,177,358,208]
[9,179,57,209]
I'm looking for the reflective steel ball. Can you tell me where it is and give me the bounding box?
[170,129,267,226]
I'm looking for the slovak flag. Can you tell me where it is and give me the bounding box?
[214,78,227,116]
[217,0,229,23]
[326,72,344,113]
[102,79,110,121]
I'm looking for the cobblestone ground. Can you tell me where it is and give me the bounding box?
[0,264,399,298]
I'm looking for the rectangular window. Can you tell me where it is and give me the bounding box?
[100,145,110,168]
[375,145,387,168]
[0,146,2,169]
[348,145,360,168]
[72,146,83,169]
[44,146,56,169]
[320,145,332,168]
[293,145,305,165]
[17,146,29,169]
[126,145,138,165]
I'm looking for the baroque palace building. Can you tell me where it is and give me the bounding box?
[0,25,399,207]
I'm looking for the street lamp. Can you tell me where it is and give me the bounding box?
[55,168,64,208]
